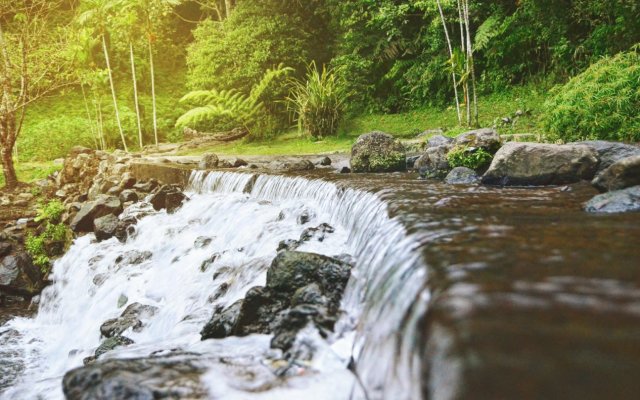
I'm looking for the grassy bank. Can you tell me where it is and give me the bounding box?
[0,162,61,188]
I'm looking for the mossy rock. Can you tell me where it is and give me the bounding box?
[351,131,407,173]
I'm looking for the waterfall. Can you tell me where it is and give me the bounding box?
[0,171,428,400]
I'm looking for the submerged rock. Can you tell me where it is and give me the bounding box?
[592,155,640,192]
[445,167,480,185]
[115,250,152,265]
[585,186,640,214]
[482,143,599,186]
[351,131,407,173]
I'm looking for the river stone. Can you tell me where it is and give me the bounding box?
[427,134,454,148]
[0,252,42,297]
[115,250,152,265]
[70,195,123,233]
[149,185,187,213]
[445,167,480,185]
[454,128,502,153]
[114,216,137,243]
[199,153,218,169]
[591,155,640,192]
[351,131,407,173]
[94,214,119,242]
[270,304,335,352]
[579,140,640,174]
[100,303,159,338]
[414,145,451,179]
[584,186,640,214]
[0,242,11,258]
[230,158,248,168]
[63,354,209,400]
[299,223,335,243]
[200,299,243,339]
[118,189,138,204]
[318,156,332,166]
[482,143,599,186]
[94,335,134,358]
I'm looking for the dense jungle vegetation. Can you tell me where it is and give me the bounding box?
[1,0,640,187]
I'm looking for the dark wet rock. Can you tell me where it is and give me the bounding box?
[0,242,12,258]
[482,143,599,186]
[277,239,300,252]
[218,160,233,168]
[299,223,335,243]
[94,214,119,242]
[454,128,502,154]
[149,185,187,213]
[94,335,134,359]
[199,153,218,169]
[132,179,159,193]
[200,299,243,339]
[119,174,136,190]
[579,140,640,174]
[406,155,421,170]
[118,189,138,204]
[296,210,315,225]
[414,145,451,179]
[585,186,640,214]
[115,250,152,265]
[200,253,220,272]
[592,155,640,192]
[340,166,351,174]
[278,159,314,171]
[230,158,248,168]
[427,134,454,148]
[114,216,137,243]
[194,236,213,248]
[0,251,42,297]
[445,167,480,185]
[271,304,336,352]
[351,131,407,173]
[64,354,208,400]
[291,283,326,307]
[100,303,159,338]
[318,156,332,166]
[70,195,123,233]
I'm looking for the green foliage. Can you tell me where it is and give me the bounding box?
[35,200,65,224]
[447,146,494,170]
[177,65,292,137]
[25,200,71,273]
[542,49,640,142]
[25,234,50,272]
[287,63,349,138]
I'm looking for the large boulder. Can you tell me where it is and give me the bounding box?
[482,143,599,186]
[414,145,451,179]
[93,214,119,242]
[454,128,502,153]
[70,195,123,233]
[351,132,407,173]
[585,186,640,214]
[579,140,640,174]
[591,155,640,192]
[427,135,454,148]
[0,251,43,297]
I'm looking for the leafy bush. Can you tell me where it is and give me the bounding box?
[25,234,50,271]
[34,200,65,224]
[287,63,348,138]
[447,146,493,170]
[177,65,292,138]
[542,49,640,142]
[26,200,71,273]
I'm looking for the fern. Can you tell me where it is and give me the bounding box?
[177,64,292,136]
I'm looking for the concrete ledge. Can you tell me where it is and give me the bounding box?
[130,161,193,187]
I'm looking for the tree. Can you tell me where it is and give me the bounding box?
[0,0,72,188]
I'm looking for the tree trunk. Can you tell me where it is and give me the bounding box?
[80,83,99,149]
[102,35,128,152]
[130,41,143,149]
[436,0,462,125]
[1,145,17,188]
[148,38,158,146]
[464,0,479,126]
[225,0,233,19]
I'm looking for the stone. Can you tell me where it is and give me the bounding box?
[592,155,640,192]
[194,236,213,248]
[199,153,218,169]
[584,186,640,214]
[70,195,123,233]
[406,155,421,170]
[0,251,42,297]
[340,167,351,174]
[0,242,12,258]
[414,145,451,179]
[351,131,407,173]
[482,143,599,186]
[427,134,454,148]
[119,189,139,204]
[114,216,137,243]
[299,223,335,243]
[230,158,248,168]
[281,160,315,171]
[200,300,243,339]
[115,250,152,265]
[579,140,640,174]
[454,128,502,153]
[318,157,332,166]
[133,179,159,193]
[445,167,480,185]
[100,303,159,338]
[291,283,326,307]
[119,173,136,190]
[149,185,187,213]
[94,336,134,358]
[94,214,119,242]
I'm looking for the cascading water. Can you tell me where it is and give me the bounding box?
[0,171,427,400]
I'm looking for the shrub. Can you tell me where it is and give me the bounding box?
[542,49,640,142]
[287,63,348,138]
[26,200,71,274]
[447,146,493,170]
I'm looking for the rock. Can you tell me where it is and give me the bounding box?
[291,283,326,307]
[277,239,300,252]
[296,210,314,225]
[340,167,351,174]
[94,335,135,358]
[406,155,421,170]
[63,354,208,400]
[100,303,159,338]
[351,131,407,173]
[318,157,332,166]
[230,158,248,168]
[114,216,137,243]
[70,195,123,233]
[417,129,445,138]
[194,236,213,248]
[119,173,136,190]
[579,140,640,174]
[444,167,480,185]
[414,145,451,179]
[482,143,599,186]
[117,294,128,308]
[115,250,152,265]
[218,160,233,168]
[427,135,454,148]
[0,242,12,258]
[133,179,159,193]
[592,155,640,192]
[454,128,502,153]
[0,251,43,297]
[149,185,187,213]
[200,300,243,339]
[94,214,119,242]
[584,186,640,214]
[199,153,219,169]
[280,159,315,171]
[271,304,335,352]
[119,189,138,204]
[299,223,335,243]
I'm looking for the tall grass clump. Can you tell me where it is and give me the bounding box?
[542,48,640,143]
[287,63,349,138]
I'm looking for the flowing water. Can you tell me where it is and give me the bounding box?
[2,170,640,400]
